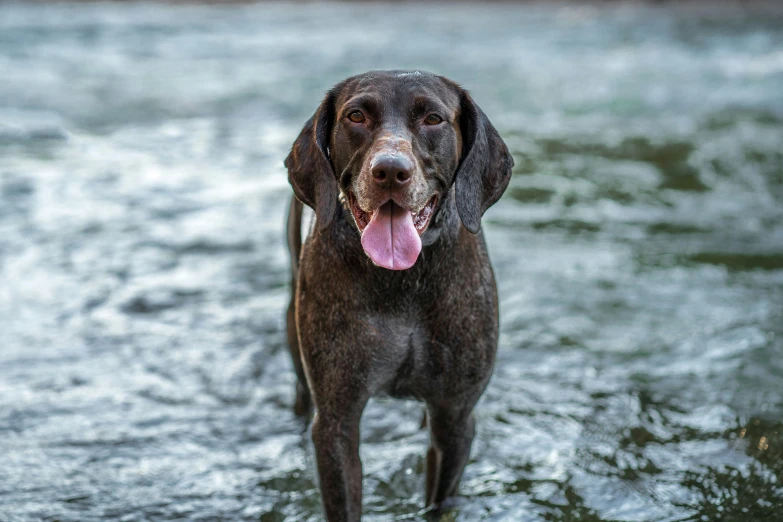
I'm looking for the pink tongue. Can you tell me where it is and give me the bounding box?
[361,201,422,270]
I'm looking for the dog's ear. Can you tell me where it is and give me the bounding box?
[285,90,339,232]
[454,89,514,234]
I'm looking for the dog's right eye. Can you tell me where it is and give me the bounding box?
[347,111,365,123]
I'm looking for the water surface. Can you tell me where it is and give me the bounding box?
[1,2,782,521]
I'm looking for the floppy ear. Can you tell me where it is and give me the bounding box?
[454,90,514,234]
[284,90,339,232]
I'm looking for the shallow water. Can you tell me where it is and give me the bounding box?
[1,2,782,521]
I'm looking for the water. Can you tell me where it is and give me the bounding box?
[1,2,782,521]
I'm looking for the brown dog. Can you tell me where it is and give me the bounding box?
[285,70,513,521]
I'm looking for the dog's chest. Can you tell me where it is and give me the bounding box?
[364,314,455,400]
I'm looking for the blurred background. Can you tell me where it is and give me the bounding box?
[1,1,782,521]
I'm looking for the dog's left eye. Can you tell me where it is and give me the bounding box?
[424,114,443,125]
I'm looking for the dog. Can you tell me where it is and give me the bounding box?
[284,70,513,521]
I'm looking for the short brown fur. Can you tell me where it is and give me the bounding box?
[284,70,513,521]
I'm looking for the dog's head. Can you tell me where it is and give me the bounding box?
[285,70,513,270]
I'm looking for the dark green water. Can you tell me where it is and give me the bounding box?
[1,2,782,521]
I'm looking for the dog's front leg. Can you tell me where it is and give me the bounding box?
[311,401,367,522]
[425,402,477,508]
[296,277,371,520]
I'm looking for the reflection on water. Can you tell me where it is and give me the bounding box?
[1,2,782,521]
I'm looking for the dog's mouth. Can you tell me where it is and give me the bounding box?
[349,193,438,236]
[348,193,438,270]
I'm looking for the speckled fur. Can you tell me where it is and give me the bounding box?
[284,70,513,521]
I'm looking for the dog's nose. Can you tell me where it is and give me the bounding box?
[371,155,412,189]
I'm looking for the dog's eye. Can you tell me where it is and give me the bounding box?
[347,111,365,123]
[424,114,443,125]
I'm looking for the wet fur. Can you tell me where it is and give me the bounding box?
[284,70,513,521]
